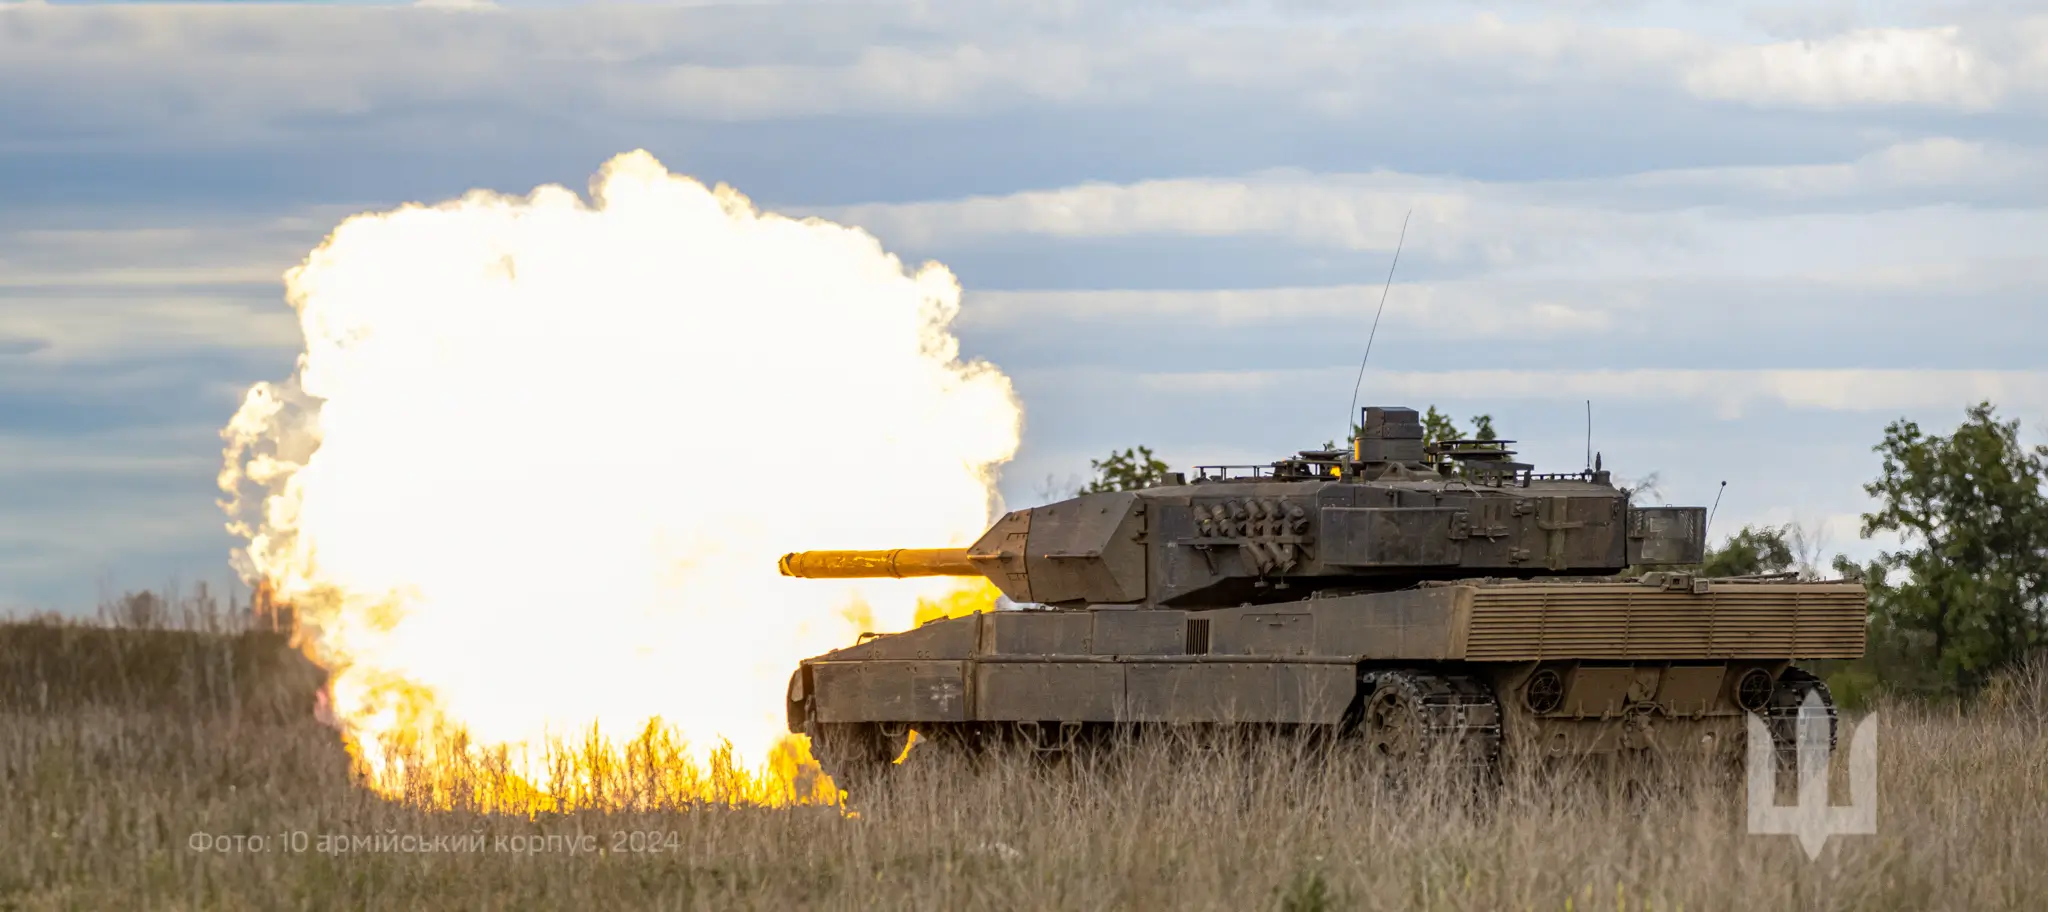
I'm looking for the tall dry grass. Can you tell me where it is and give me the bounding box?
[2,596,2045,910]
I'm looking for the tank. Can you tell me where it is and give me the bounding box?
[781,407,1865,794]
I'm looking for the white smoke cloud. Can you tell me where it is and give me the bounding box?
[220,150,1020,780]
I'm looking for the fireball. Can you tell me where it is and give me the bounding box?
[219,151,1020,806]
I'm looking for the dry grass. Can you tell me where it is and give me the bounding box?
[3,603,2046,910]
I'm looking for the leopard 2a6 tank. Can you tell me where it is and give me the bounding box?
[779,407,1866,794]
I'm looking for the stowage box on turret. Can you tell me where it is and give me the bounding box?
[780,407,1865,792]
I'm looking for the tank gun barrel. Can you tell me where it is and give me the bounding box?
[778,548,979,579]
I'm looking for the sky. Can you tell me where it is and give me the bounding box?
[2,0,2045,612]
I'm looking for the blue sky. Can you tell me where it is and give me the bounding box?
[2,0,2045,611]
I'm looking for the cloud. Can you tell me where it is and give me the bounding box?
[1596,137,2048,205]
[964,283,1618,334]
[0,292,300,363]
[0,208,345,285]
[821,141,2048,284]
[1134,368,2048,419]
[0,212,337,362]
[0,5,1120,139]
[1684,25,2030,109]
[0,426,219,479]
[6,3,2036,156]
[825,170,1686,269]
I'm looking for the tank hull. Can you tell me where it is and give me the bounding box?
[788,577,1863,784]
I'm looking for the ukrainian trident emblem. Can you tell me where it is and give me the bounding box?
[1746,691,1879,860]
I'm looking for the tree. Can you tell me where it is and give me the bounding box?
[1420,407,1460,448]
[1857,402,2048,697]
[1418,407,1497,447]
[1701,524,1798,578]
[1330,407,1503,451]
[1470,414,1499,442]
[1084,446,1172,493]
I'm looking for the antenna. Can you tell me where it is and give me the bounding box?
[1345,209,1412,438]
[1706,480,1727,540]
[1584,400,1593,473]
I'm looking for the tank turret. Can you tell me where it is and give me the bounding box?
[780,405,1708,608]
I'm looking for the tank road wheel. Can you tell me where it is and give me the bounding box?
[805,717,898,805]
[1358,671,1503,789]
[1763,667,1838,768]
[1363,679,1426,762]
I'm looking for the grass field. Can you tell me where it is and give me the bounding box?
[3,599,2045,910]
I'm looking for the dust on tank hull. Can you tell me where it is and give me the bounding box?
[779,407,1866,796]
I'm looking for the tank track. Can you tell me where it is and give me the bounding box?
[1763,667,1838,762]
[1359,669,1503,775]
[804,717,896,801]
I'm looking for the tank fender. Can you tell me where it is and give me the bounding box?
[785,666,810,734]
